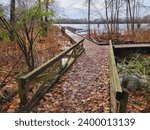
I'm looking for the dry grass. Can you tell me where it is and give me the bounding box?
[91,29,150,42]
[34,26,69,67]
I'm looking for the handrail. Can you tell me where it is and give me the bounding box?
[109,40,122,95]
[17,32,85,111]
[109,40,128,113]
[20,39,84,82]
[61,27,76,44]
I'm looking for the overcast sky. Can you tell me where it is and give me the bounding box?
[1,0,150,19]
[56,0,107,19]
[1,0,101,19]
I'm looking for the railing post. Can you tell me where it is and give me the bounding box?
[61,27,65,35]
[57,60,63,70]
[119,88,129,113]
[81,40,84,47]
[18,78,27,106]
[78,41,83,51]
[73,47,77,58]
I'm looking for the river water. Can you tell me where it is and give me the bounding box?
[56,23,150,34]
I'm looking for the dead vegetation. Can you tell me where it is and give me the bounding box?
[127,90,150,112]
[91,29,150,42]
[0,26,70,112]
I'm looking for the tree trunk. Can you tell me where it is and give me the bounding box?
[10,0,16,40]
[116,0,120,34]
[127,0,134,39]
[88,0,91,39]
[110,0,114,33]
[45,0,49,23]
[44,0,49,36]
[132,0,136,36]
[10,0,15,24]
[126,1,130,35]
[104,0,111,39]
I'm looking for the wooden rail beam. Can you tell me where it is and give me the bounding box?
[17,38,85,110]
[109,40,128,113]
[19,39,84,82]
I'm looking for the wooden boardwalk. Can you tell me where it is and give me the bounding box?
[65,30,84,43]
[33,30,110,112]
[17,28,150,113]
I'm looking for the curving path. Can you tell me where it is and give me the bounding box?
[33,30,110,112]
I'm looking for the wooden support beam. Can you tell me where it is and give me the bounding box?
[109,40,128,113]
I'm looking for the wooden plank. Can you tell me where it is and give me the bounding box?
[109,40,122,112]
[110,79,117,113]
[109,40,129,113]
[109,41,117,113]
[109,40,122,94]
[114,44,150,49]
[17,78,27,106]
[109,42,118,112]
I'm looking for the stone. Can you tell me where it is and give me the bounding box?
[120,74,141,90]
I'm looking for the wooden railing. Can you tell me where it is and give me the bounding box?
[17,38,84,112]
[61,27,76,44]
[109,40,128,113]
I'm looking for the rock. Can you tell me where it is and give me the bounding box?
[120,74,142,90]
[127,77,140,90]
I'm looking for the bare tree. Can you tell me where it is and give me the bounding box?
[10,0,16,40]
[126,0,130,34]
[88,0,91,38]
[10,0,16,24]
[45,0,49,23]
[104,0,112,39]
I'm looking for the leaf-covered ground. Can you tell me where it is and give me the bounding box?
[33,40,110,112]
[127,90,150,112]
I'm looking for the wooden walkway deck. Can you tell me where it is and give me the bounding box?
[33,30,110,112]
